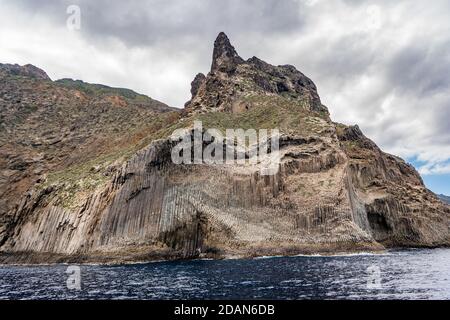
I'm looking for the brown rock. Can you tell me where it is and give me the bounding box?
[0,33,448,264]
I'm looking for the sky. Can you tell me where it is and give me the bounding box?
[0,0,449,194]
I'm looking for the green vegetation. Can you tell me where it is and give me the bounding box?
[38,111,181,208]
[197,94,329,135]
[35,92,331,209]
[55,78,155,104]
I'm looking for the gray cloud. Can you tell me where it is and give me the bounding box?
[13,0,307,47]
[1,0,450,179]
[386,41,450,96]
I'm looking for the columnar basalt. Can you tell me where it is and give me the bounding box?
[0,33,448,264]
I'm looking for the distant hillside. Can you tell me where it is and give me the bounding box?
[55,79,172,112]
[438,194,450,204]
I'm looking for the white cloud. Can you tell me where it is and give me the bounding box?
[419,162,450,175]
[1,0,450,177]
[0,1,195,107]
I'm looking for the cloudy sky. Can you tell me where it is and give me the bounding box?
[1,0,449,194]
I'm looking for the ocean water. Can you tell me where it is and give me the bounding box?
[0,248,449,300]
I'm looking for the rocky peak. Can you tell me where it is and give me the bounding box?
[211,32,244,73]
[0,63,50,80]
[338,124,379,150]
[1,33,449,265]
[190,73,206,98]
[340,125,364,141]
[184,72,207,107]
[185,32,326,114]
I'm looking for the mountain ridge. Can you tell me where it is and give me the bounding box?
[185,33,325,115]
[0,65,177,249]
[0,33,448,264]
[1,62,176,112]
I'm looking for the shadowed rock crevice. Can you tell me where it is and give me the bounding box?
[367,211,392,241]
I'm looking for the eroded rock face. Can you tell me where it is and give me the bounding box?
[337,125,449,246]
[0,69,176,248]
[190,73,206,98]
[0,33,449,264]
[185,33,326,114]
[211,32,244,73]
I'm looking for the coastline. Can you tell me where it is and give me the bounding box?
[0,241,411,266]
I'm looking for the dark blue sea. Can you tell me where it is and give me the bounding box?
[1,248,449,300]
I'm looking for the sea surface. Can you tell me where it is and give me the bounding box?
[1,248,449,300]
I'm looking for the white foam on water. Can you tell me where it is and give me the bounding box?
[293,251,392,258]
[253,255,284,260]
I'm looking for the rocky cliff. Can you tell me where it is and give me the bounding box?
[0,64,176,253]
[0,33,449,264]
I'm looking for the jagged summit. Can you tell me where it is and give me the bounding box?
[211,32,244,72]
[185,32,327,114]
[0,32,449,265]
